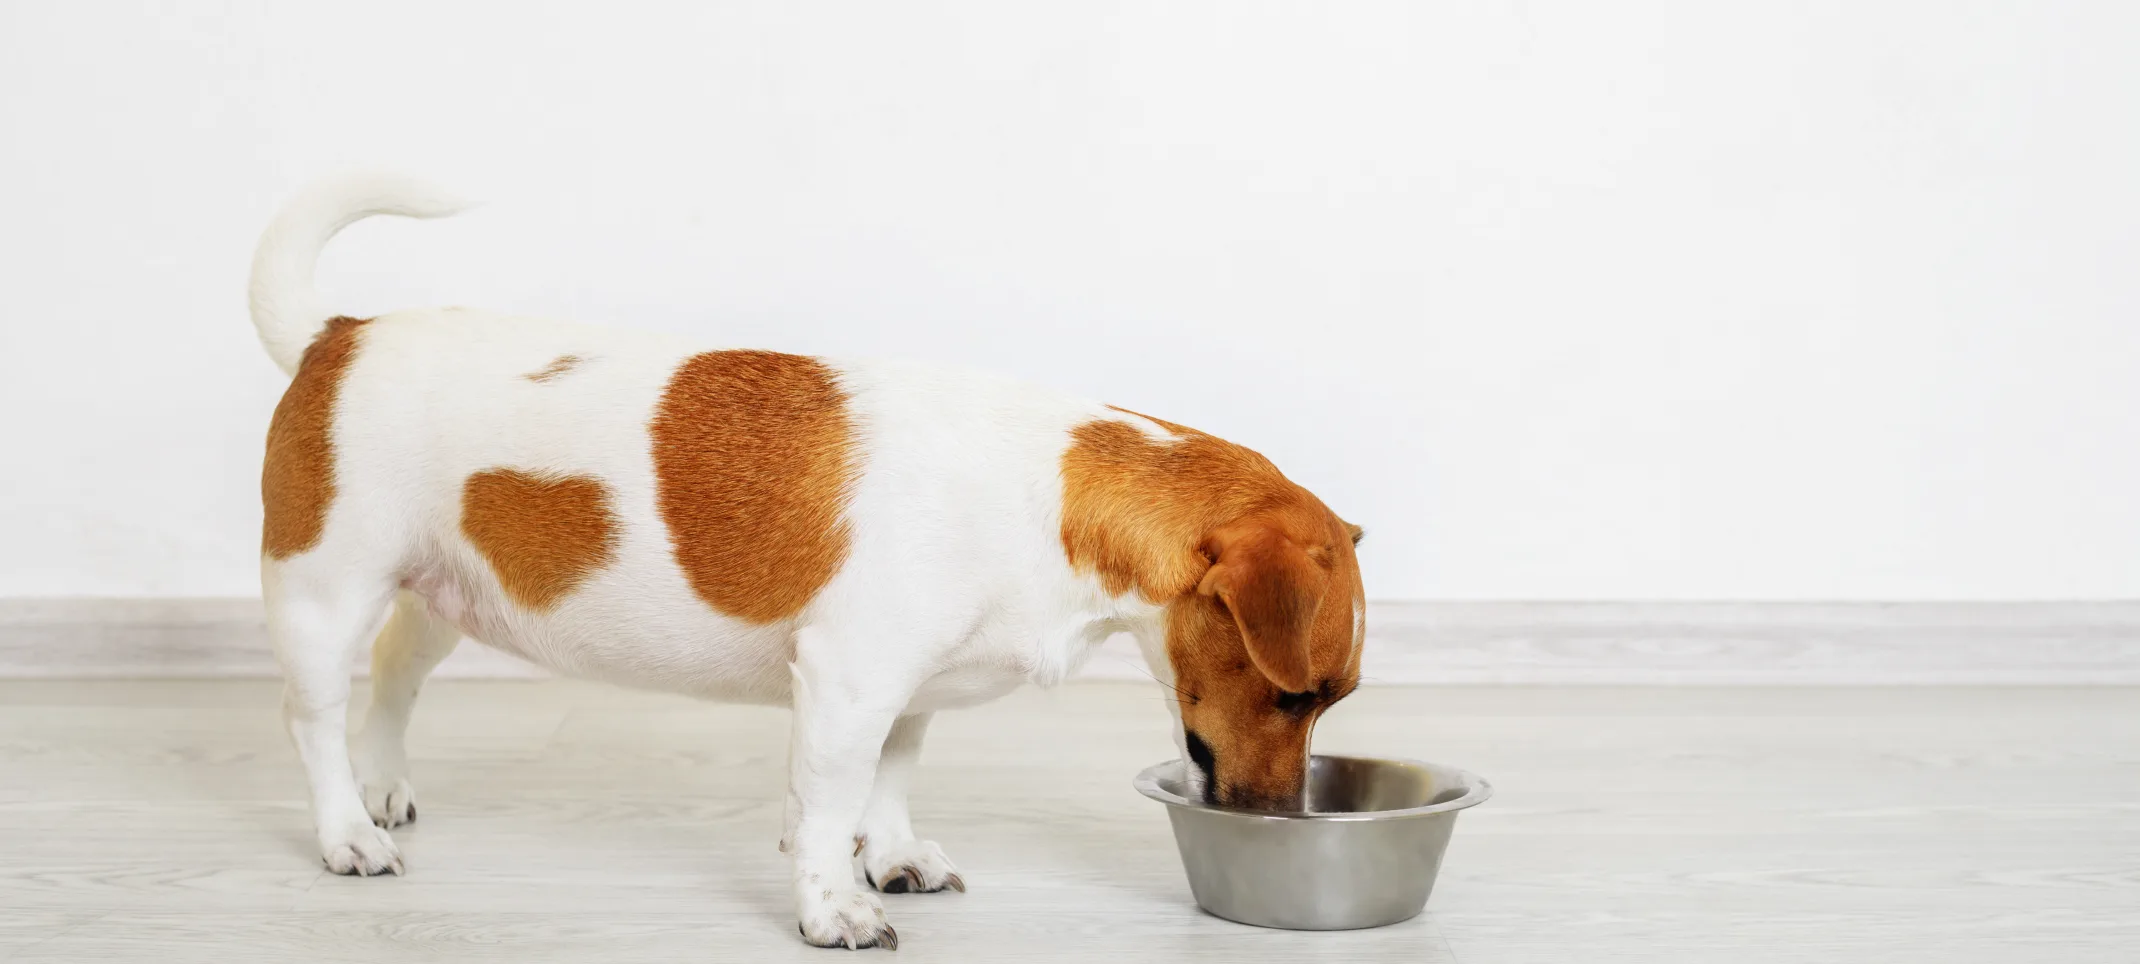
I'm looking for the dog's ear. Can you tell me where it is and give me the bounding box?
[1197,522,1328,692]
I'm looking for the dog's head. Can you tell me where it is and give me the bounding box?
[1059,412,1367,811]
[1168,507,1363,810]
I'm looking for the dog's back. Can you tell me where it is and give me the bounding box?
[253,182,1139,704]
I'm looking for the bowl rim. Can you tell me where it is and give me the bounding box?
[1133,754,1493,822]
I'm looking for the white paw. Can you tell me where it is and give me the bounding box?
[864,839,965,895]
[362,776,417,829]
[796,884,897,950]
[320,821,404,876]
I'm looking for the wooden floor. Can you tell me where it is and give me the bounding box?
[0,680,2133,963]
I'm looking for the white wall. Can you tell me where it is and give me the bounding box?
[3,1,2137,601]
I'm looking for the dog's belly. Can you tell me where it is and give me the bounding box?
[407,561,1040,715]
[406,562,798,705]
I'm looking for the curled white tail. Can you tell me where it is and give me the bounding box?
[248,173,470,375]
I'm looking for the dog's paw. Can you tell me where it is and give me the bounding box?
[320,821,404,877]
[362,776,418,829]
[352,731,417,829]
[796,884,898,950]
[864,839,965,895]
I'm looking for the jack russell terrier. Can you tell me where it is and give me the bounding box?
[249,174,1366,949]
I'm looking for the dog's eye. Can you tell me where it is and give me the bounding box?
[1274,689,1318,715]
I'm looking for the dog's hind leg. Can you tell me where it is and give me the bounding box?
[264,562,402,876]
[353,591,461,829]
[858,713,965,894]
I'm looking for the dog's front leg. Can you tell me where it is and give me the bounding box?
[785,635,910,950]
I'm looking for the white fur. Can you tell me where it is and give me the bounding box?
[249,173,471,375]
[249,174,1174,947]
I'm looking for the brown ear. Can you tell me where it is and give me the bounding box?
[1197,523,1328,691]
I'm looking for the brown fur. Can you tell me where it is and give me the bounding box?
[460,469,620,611]
[261,316,370,558]
[1058,413,1297,599]
[523,354,583,382]
[1060,410,1363,809]
[649,350,862,624]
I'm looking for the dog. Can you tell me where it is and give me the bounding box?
[248,174,1366,949]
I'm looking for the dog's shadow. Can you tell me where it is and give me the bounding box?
[122,730,333,876]
[162,708,1185,926]
[914,783,1195,909]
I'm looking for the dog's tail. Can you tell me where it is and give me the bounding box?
[248,173,471,375]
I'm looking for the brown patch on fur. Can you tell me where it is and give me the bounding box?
[460,469,620,611]
[1060,409,1364,809]
[1059,412,1297,599]
[523,354,583,383]
[649,350,861,623]
[261,316,370,558]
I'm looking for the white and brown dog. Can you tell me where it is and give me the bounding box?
[249,174,1366,949]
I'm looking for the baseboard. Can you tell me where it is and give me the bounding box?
[3,598,2137,684]
[0,598,545,680]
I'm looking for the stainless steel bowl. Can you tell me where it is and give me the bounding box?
[1133,755,1491,930]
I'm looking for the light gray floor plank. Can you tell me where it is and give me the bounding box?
[0,680,2133,962]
